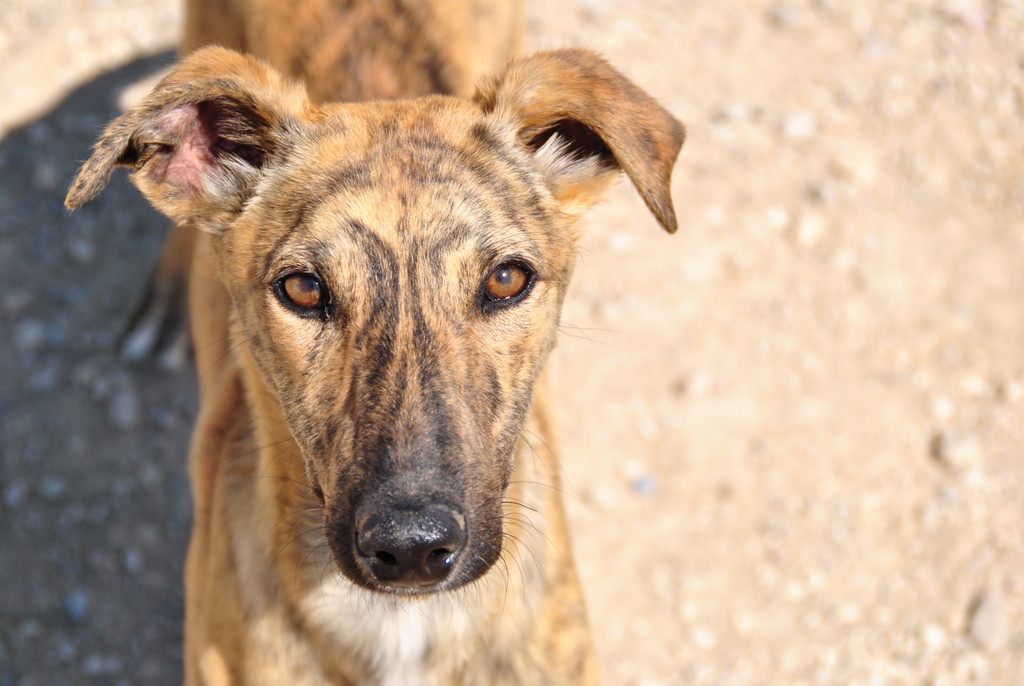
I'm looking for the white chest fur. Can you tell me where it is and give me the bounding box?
[302,575,485,686]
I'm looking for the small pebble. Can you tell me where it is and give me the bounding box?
[27,361,59,392]
[81,655,107,677]
[52,637,77,664]
[38,476,67,500]
[588,486,619,509]
[631,475,659,497]
[67,236,96,264]
[668,375,689,397]
[942,0,989,30]
[966,588,1005,649]
[4,481,27,510]
[715,102,755,122]
[782,110,818,140]
[998,380,1024,404]
[13,319,47,354]
[829,143,878,186]
[33,161,61,191]
[929,431,981,471]
[71,361,101,387]
[769,3,802,28]
[608,232,634,253]
[922,622,947,650]
[124,548,143,575]
[64,589,91,624]
[67,433,87,456]
[15,619,42,641]
[107,386,141,430]
[150,407,179,431]
[688,370,716,397]
[692,626,717,650]
[803,180,836,204]
[45,319,69,346]
[961,373,990,397]
[930,395,955,421]
[765,206,792,232]
[2,290,32,314]
[796,211,828,247]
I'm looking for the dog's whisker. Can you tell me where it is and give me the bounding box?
[517,429,585,505]
[222,437,295,466]
[196,337,247,385]
[194,330,244,355]
[556,324,637,350]
[501,496,540,514]
[506,478,577,501]
[273,525,326,561]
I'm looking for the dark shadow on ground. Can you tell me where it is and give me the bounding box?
[0,51,196,685]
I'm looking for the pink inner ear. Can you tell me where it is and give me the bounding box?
[157,104,220,195]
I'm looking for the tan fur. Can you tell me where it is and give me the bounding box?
[66,3,684,684]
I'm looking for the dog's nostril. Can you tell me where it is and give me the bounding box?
[374,550,398,567]
[425,548,455,577]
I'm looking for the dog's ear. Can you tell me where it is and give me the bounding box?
[66,47,311,232]
[475,49,685,233]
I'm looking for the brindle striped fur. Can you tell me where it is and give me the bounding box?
[66,2,684,683]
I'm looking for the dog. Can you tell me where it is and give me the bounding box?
[66,1,684,683]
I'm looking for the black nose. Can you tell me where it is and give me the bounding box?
[355,505,465,589]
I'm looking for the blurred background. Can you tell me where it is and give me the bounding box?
[1,1,1022,684]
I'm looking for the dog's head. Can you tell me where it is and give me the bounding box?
[68,47,684,595]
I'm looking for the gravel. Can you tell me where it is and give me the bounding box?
[2,1,1023,685]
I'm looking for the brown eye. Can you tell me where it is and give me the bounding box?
[278,273,326,314]
[483,262,533,306]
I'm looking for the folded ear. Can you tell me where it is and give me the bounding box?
[475,49,685,233]
[66,46,311,232]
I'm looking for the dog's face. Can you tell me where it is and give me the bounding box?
[222,100,582,591]
[67,47,684,594]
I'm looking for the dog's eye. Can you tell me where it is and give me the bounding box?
[277,273,327,315]
[482,262,534,309]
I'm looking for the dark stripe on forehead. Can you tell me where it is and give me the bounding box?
[284,162,376,231]
[381,135,547,230]
[466,123,554,227]
[405,249,437,369]
[343,219,402,443]
[469,123,501,154]
[346,220,398,304]
[405,249,461,462]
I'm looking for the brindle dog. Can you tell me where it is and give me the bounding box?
[66,1,684,683]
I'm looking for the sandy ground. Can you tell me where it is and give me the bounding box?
[1,1,1022,684]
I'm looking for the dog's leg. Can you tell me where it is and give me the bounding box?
[118,218,195,366]
[118,0,247,365]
